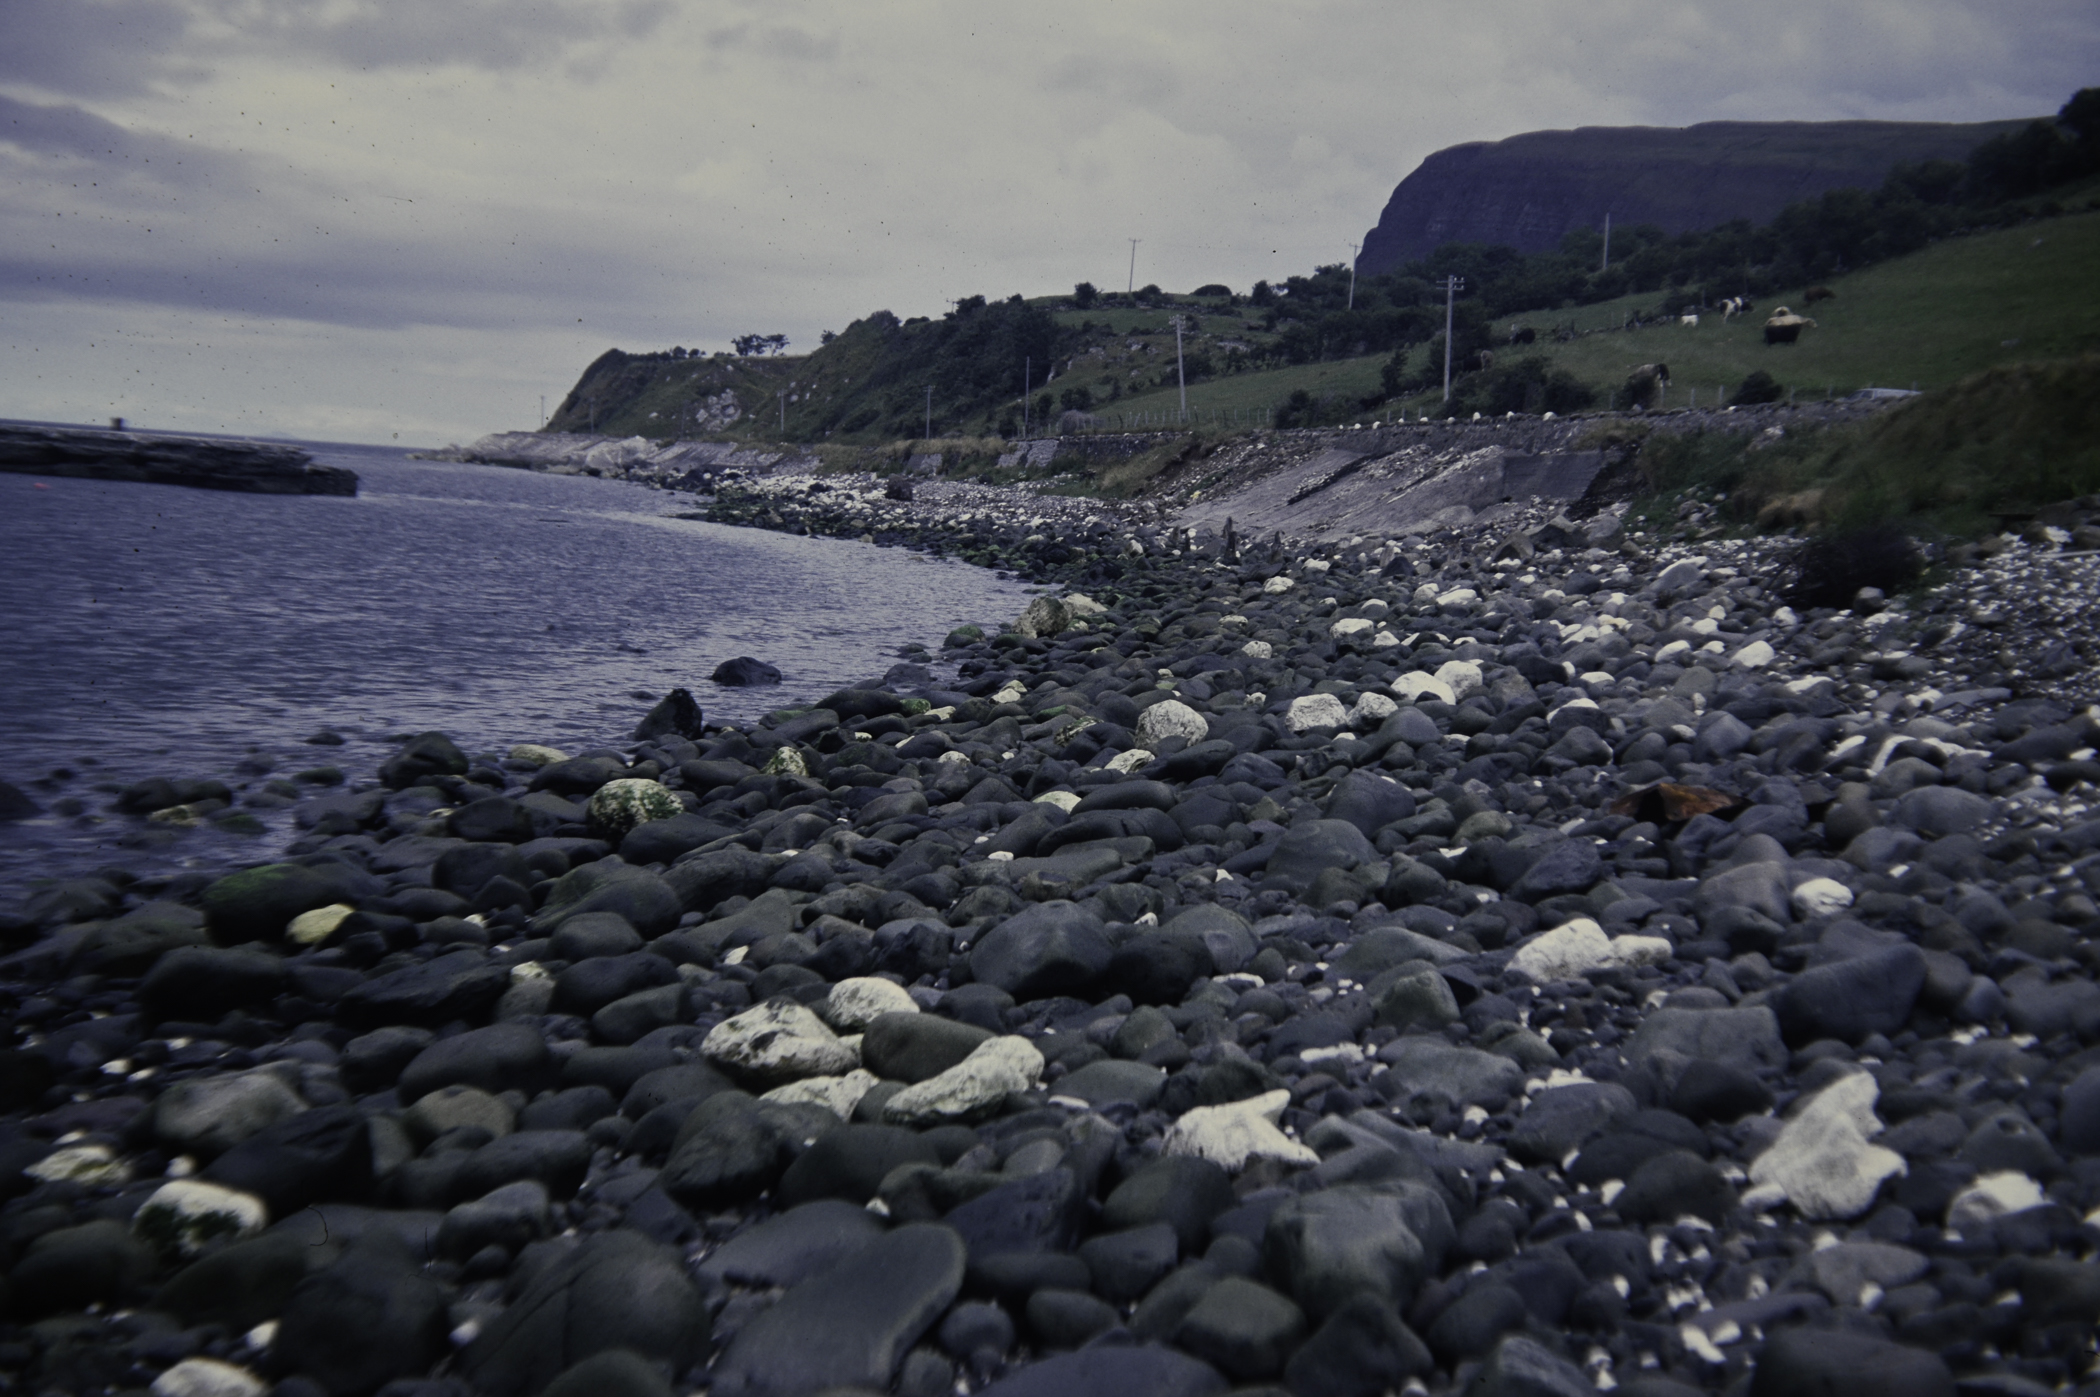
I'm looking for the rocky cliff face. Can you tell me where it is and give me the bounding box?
[1356,117,2032,276]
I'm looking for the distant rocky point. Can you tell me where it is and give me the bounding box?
[415,431,808,481]
[1356,116,2033,274]
[0,423,357,496]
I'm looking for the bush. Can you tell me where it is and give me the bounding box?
[1274,389,1321,429]
[1786,524,1922,607]
[1729,370,1785,406]
[1193,283,1232,297]
[1072,282,1098,309]
[1446,355,1597,418]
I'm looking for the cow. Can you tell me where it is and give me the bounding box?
[1508,325,1537,345]
[1680,313,1700,328]
[1475,350,1495,372]
[1763,307,1816,345]
[1802,285,1836,306]
[1720,296,1753,320]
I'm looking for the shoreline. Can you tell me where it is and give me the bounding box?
[3,477,2100,1395]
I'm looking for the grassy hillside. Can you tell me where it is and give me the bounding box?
[1619,353,2100,536]
[1098,205,2100,425]
[540,178,2099,446]
[1469,204,2100,405]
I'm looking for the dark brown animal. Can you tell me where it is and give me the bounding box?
[1621,362,1670,409]
[1802,285,1836,306]
[1508,325,1537,345]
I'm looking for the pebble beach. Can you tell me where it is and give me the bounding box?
[4,462,2100,1397]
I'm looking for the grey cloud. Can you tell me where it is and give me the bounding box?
[0,93,248,187]
[0,0,191,97]
[703,23,841,62]
[200,0,674,72]
[0,0,675,90]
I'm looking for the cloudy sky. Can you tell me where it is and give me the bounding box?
[3,1,2092,446]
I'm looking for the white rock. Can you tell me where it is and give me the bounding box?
[26,1143,129,1186]
[134,1179,269,1258]
[1104,748,1154,774]
[823,976,919,1032]
[1033,790,1082,812]
[1160,1089,1319,1171]
[1508,919,1672,981]
[507,744,568,768]
[1371,630,1402,649]
[1330,617,1375,638]
[1433,660,1484,697]
[703,999,860,1085]
[285,903,355,947]
[1240,639,1274,659]
[154,1070,308,1156]
[1286,693,1350,732]
[587,778,682,836]
[883,1036,1044,1125]
[1654,640,1692,663]
[1349,692,1399,726]
[938,749,971,764]
[1791,878,1855,918]
[1392,673,1458,705]
[1137,699,1210,745]
[761,1069,882,1120]
[1435,588,1478,608]
[152,1357,268,1397]
[1731,640,1776,669]
[1012,596,1072,639]
[762,746,811,777]
[1747,1071,1905,1220]
[1946,1171,2047,1233]
[1263,575,1295,594]
[1063,592,1108,619]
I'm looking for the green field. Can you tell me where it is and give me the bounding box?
[1094,208,2100,425]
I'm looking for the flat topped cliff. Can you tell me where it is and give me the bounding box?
[1356,116,2033,275]
[0,423,357,496]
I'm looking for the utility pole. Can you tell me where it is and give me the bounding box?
[1127,239,1141,294]
[924,386,933,442]
[1022,357,1031,440]
[1346,243,1359,310]
[1601,213,1611,273]
[1172,315,1188,420]
[1439,275,1465,402]
[777,389,785,436]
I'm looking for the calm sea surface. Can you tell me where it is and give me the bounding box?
[0,441,1036,897]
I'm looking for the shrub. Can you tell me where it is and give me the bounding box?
[1729,371,1785,406]
[1446,354,1597,417]
[1073,282,1098,309]
[1274,389,1320,429]
[1786,524,1922,607]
